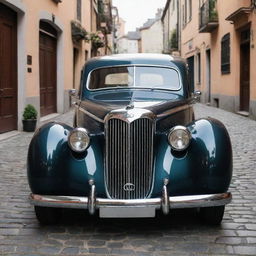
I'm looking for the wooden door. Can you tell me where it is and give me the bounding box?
[240,42,250,112]
[39,30,57,116]
[0,3,17,133]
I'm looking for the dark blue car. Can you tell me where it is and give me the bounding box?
[27,54,232,224]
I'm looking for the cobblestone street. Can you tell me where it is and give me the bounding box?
[0,103,255,256]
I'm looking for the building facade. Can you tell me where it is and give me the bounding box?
[180,0,256,119]
[162,0,180,54]
[140,9,163,53]
[0,0,112,134]
[116,17,125,39]
[117,31,140,53]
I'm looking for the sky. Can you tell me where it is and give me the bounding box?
[112,0,167,33]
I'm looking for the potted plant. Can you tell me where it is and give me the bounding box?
[22,104,37,132]
[71,20,89,43]
[90,31,105,49]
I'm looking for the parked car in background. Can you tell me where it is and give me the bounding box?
[27,54,232,225]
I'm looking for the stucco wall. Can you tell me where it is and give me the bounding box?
[141,20,163,53]
[1,0,92,129]
[181,0,256,118]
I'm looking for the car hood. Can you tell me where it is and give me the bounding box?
[79,90,189,121]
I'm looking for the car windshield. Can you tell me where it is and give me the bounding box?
[88,66,180,90]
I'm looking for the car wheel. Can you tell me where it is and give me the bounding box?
[34,206,62,225]
[199,205,225,225]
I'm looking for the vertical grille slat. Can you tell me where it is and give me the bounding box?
[106,117,154,199]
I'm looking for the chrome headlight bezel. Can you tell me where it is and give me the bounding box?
[168,125,191,151]
[68,128,90,153]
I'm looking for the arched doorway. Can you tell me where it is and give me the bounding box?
[39,21,57,116]
[0,3,17,133]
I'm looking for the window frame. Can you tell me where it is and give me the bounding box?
[196,52,201,84]
[221,33,231,75]
[86,65,182,92]
[77,0,82,22]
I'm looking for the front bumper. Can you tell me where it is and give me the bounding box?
[29,183,232,217]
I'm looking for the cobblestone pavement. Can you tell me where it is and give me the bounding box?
[0,104,255,256]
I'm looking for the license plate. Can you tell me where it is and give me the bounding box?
[99,206,156,218]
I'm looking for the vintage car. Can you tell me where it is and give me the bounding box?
[27,54,232,225]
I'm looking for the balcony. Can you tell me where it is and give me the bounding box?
[71,21,89,43]
[97,0,113,34]
[199,0,219,33]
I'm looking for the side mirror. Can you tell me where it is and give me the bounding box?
[192,91,201,102]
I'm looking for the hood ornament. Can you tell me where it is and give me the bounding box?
[126,104,134,110]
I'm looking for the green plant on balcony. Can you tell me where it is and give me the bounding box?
[71,21,89,43]
[98,0,104,15]
[97,0,112,32]
[209,0,218,21]
[90,32,105,49]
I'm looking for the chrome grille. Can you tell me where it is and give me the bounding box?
[105,118,154,199]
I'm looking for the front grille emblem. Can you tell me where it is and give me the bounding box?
[123,183,135,191]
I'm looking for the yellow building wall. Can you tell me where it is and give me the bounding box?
[181,0,256,117]
[22,0,89,98]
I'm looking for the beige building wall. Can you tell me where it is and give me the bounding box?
[117,37,139,53]
[181,0,256,119]
[140,20,163,53]
[0,0,92,131]
[162,0,179,53]
[116,17,126,38]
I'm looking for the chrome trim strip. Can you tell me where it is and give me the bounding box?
[30,194,88,209]
[156,104,192,119]
[104,108,156,123]
[104,110,155,199]
[88,184,96,215]
[30,192,232,211]
[162,184,169,215]
[75,100,191,124]
[85,64,182,92]
[75,104,105,123]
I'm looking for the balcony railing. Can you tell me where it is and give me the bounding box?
[97,0,112,34]
[199,0,219,33]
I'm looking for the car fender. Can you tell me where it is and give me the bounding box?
[27,122,106,196]
[153,118,232,197]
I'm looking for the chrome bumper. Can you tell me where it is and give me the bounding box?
[29,183,232,216]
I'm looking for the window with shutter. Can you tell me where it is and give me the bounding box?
[221,33,230,74]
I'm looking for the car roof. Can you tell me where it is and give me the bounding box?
[84,53,185,72]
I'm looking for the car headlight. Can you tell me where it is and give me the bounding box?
[168,126,191,151]
[68,128,90,152]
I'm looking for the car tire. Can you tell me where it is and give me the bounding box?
[34,206,62,225]
[199,205,225,225]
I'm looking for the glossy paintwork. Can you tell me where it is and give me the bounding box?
[27,54,232,200]
[27,118,232,198]
[152,118,232,197]
[82,55,190,100]
[28,122,105,197]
